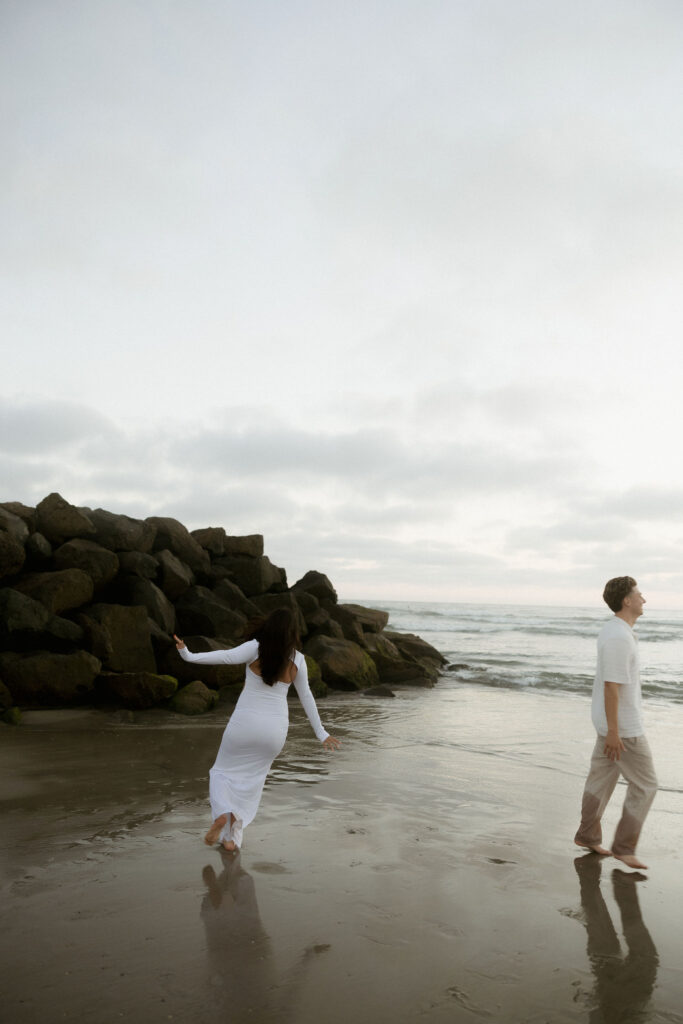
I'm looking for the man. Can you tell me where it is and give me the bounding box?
[574,577,658,869]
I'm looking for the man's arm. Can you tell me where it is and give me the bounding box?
[604,681,626,761]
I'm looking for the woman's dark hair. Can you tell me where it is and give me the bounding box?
[245,607,300,686]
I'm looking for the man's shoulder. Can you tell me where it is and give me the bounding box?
[598,616,634,646]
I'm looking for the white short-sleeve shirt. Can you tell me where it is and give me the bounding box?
[591,616,643,737]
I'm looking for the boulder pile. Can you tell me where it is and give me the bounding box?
[0,494,446,723]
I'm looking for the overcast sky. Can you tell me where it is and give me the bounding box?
[3,0,683,607]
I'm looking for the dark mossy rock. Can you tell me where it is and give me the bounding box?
[0,679,13,709]
[292,590,320,622]
[146,516,210,574]
[13,569,94,615]
[292,570,338,605]
[324,603,364,644]
[2,706,22,725]
[96,671,178,709]
[169,679,218,715]
[212,579,260,618]
[253,592,307,637]
[223,534,264,558]
[86,508,156,553]
[85,604,156,673]
[24,532,52,567]
[156,549,194,600]
[213,554,286,597]
[190,527,227,556]
[0,649,101,705]
[35,493,95,545]
[383,631,446,687]
[117,550,158,579]
[0,501,36,531]
[175,586,247,639]
[0,588,51,636]
[114,578,176,634]
[76,611,114,663]
[0,531,26,580]
[302,653,327,698]
[0,507,30,544]
[303,635,379,691]
[339,603,389,633]
[53,539,120,589]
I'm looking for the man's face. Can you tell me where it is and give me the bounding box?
[624,586,646,618]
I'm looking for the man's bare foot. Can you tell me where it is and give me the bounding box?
[574,839,612,856]
[221,838,237,852]
[204,813,228,846]
[614,853,648,869]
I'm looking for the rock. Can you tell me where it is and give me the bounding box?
[86,508,156,553]
[212,579,260,618]
[155,549,194,600]
[293,590,320,622]
[41,615,84,648]
[324,603,364,644]
[362,684,396,698]
[169,679,217,715]
[117,550,158,579]
[0,507,29,544]
[292,570,338,604]
[25,532,52,566]
[86,604,156,672]
[383,631,446,687]
[339,603,389,633]
[35,493,95,544]
[76,612,114,663]
[96,671,178,709]
[146,516,210,574]
[303,635,379,691]
[362,632,404,673]
[223,534,264,558]
[53,539,120,589]
[0,588,51,636]
[2,706,22,725]
[190,527,227,555]
[253,592,307,637]
[213,555,286,597]
[0,679,13,709]
[175,586,247,639]
[0,650,101,705]
[302,654,327,698]
[115,578,176,633]
[0,501,36,531]
[13,569,94,615]
[0,531,26,580]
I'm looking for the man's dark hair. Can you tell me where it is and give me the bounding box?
[603,576,637,613]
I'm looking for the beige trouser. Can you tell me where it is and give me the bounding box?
[575,734,658,857]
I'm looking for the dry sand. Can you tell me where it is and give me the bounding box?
[1,683,682,1023]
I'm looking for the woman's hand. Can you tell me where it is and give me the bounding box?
[173,634,186,650]
[322,736,341,750]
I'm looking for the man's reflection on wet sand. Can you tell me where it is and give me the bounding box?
[200,852,329,1020]
[574,855,658,1024]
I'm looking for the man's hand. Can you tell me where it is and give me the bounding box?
[604,729,625,761]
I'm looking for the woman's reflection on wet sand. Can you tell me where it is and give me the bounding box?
[573,855,658,1024]
[200,852,329,1020]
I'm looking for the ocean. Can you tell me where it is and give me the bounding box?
[377,600,683,707]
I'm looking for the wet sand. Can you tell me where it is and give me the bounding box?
[2,683,682,1023]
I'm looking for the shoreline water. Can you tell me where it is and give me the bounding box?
[2,678,682,1023]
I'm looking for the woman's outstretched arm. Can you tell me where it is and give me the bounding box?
[173,635,259,666]
[292,655,341,749]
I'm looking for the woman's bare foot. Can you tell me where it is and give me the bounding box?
[614,853,648,869]
[574,839,612,856]
[204,813,228,846]
[221,838,237,852]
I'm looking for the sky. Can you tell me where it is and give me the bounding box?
[2,0,683,607]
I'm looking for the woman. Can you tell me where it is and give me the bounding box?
[174,608,340,852]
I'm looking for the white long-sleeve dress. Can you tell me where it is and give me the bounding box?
[178,639,329,845]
